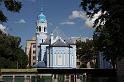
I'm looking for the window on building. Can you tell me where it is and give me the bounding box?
[33,44,36,48]
[33,62,35,65]
[33,56,36,60]
[42,39,43,43]
[77,62,80,65]
[39,26,41,32]
[33,50,36,54]
[44,28,46,32]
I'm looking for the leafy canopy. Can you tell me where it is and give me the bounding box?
[80,0,124,68]
[76,40,96,68]
[0,0,22,22]
[0,33,28,68]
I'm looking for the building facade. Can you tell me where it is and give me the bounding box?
[25,36,94,68]
[26,11,76,68]
[25,37,36,67]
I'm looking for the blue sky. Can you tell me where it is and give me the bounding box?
[2,0,94,49]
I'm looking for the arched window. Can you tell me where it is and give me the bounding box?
[44,28,46,32]
[39,26,41,32]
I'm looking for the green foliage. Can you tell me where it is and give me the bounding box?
[14,48,28,68]
[80,0,124,27]
[76,40,96,68]
[0,33,28,68]
[0,0,22,22]
[80,0,124,68]
[0,10,7,22]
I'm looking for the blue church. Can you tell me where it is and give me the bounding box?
[34,11,76,68]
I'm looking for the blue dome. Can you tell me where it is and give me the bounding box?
[38,12,46,23]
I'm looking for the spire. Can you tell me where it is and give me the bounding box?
[37,0,46,23]
[40,0,45,13]
[40,7,43,12]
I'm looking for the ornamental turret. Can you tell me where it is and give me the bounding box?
[36,10,47,63]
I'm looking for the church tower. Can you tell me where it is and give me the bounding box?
[36,10,47,64]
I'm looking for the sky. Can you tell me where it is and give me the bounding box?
[2,0,95,49]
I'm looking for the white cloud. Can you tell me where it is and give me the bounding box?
[0,24,7,34]
[69,10,102,28]
[15,19,26,24]
[60,21,75,25]
[85,19,94,27]
[60,10,87,26]
[69,10,87,20]
[60,10,102,27]
[85,11,101,27]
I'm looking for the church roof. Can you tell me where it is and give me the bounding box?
[43,37,50,44]
[66,38,75,45]
[33,61,46,68]
[52,27,68,41]
[51,39,71,47]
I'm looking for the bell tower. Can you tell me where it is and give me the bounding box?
[36,10,47,63]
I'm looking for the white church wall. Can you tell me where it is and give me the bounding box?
[65,48,70,67]
[70,45,76,68]
[48,47,53,67]
[46,48,49,67]
[47,46,76,68]
[51,47,70,68]
[37,34,47,43]
[40,45,49,62]
[69,48,73,67]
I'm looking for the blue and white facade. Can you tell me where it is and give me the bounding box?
[35,11,76,68]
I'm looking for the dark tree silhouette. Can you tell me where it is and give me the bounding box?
[76,40,96,68]
[0,33,28,68]
[80,0,124,68]
[0,0,22,22]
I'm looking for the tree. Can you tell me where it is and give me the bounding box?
[76,40,96,68]
[80,0,124,68]
[0,0,22,22]
[14,48,28,68]
[0,32,28,68]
